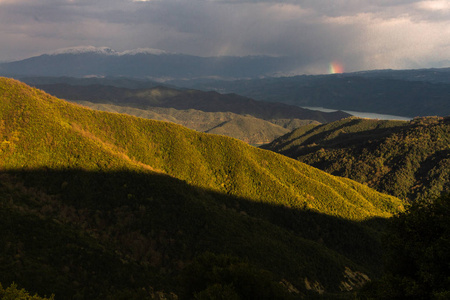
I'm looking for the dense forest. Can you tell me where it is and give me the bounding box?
[360,193,450,299]
[264,117,450,202]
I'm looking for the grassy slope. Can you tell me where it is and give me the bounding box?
[264,117,450,201]
[0,78,405,298]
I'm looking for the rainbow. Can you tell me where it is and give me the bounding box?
[329,62,344,74]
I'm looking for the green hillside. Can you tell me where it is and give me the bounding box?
[263,117,450,202]
[0,78,405,299]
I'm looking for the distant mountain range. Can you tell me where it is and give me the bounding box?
[0,46,293,79]
[349,67,450,84]
[186,72,450,118]
[0,78,405,299]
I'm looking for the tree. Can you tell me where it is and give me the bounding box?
[0,282,54,300]
[359,193,450,299]
[179,252,295,300]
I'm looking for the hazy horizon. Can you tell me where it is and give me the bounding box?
[1,0,449,75]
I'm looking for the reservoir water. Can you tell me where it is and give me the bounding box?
[303,107,411,121]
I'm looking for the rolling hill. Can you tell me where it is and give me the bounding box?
[0,78,405,299]
[263,117,450,202]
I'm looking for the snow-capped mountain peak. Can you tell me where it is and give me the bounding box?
[49,46,118,56]
[120,48,167,55]
[48,46,167,56]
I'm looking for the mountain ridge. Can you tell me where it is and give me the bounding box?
[0,49,293,79]
[47,46,168,56]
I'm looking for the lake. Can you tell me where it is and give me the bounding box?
[302,107,411,121]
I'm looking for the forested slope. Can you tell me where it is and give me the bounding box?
[264,117,450,201]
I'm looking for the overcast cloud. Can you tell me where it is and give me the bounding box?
[0,0,449,74]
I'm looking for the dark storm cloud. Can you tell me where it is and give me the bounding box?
[0,0,449,73]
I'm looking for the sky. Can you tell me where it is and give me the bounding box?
[0,0,449,74]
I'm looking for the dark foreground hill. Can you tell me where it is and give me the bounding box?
[263,117,450,202]
[0,78,404,299]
